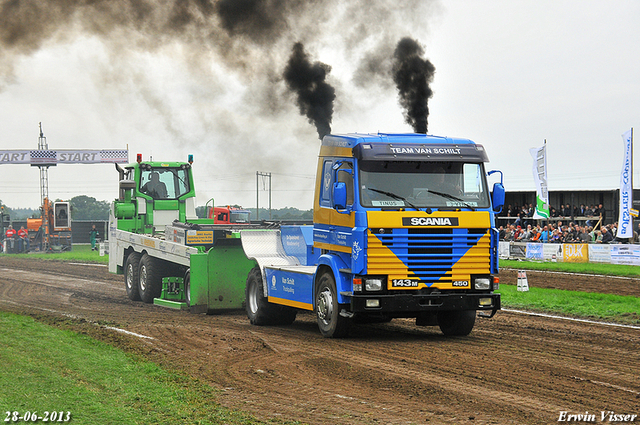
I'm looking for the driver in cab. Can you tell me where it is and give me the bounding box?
[141,172,168,199]
[433,166,462,196]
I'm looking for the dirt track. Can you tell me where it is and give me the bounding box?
[0,257,638,425]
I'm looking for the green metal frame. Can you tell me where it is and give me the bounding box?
[188,245,257,313]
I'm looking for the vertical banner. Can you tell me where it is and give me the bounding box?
[529,143,549,219]
[617,129,633,238]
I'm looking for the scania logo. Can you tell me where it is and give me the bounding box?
[402,217,459,226]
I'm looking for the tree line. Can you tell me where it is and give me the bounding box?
[2,197,312,222]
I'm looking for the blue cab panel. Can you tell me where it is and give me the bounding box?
[280,225,320,266]
[264,267,314,310]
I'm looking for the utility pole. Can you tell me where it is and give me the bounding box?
[256,171,272,220]
[37,123,50,205]
[38,123,51,251]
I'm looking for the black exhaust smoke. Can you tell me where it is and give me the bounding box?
[283,42,336,140]
[392,37,435,134]
[216,0,292,44]
[0,1,438,140]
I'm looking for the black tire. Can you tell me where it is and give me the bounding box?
[138,253,164,304]
[184,269,191,307]
[245,266,298,326]
[437,310,476,336]
[315,272,350,338]
[278,306,298,325]
[124,252,141,301]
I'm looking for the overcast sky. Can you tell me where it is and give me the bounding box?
[0,0,638,210]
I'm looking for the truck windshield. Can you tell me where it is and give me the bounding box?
[359,161,490,209]
[140,168,190,200]
[230,211,251,223]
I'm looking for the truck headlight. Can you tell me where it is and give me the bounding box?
[365,278,383,292]
[474,277,491,290]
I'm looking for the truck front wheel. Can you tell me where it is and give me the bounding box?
[138,254,163,304]
[437,310,476,336]
[124,252,141,301]
[315,272,350,338]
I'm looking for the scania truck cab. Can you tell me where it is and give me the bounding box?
[243,133,504,337]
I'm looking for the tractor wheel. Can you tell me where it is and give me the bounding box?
[124,252,141,301]
[315,272,350,338]
[138,254,163,304]
[437,310,476,336]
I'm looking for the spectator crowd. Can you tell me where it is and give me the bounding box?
[498,202,639,244]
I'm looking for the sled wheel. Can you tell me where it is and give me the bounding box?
[138,253,163,303]
[184,270,191,306]
[124,252,141,301]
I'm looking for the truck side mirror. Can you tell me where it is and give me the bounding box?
[333,182,347,210]
[491,182,505,213]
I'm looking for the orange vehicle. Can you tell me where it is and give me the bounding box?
[208,205,251,224]
[27,198,72,251]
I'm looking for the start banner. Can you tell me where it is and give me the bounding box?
[0,150,128,165]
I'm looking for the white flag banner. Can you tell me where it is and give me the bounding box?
[617,129,633,239]
[529,144,549,219]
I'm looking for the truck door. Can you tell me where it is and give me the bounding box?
[314,158,355,252]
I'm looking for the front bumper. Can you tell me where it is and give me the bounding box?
[349,292,500,315]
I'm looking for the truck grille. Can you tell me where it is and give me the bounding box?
[367,228,490,285]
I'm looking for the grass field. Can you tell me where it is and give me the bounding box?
[1,244,108,265]
[0,311,297,425]
[500,259,639,324]
[497,284,640,325]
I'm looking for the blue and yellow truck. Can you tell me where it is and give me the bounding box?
[242,132,504,337]
[109,133,504,338]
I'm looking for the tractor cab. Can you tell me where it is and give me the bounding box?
[113,155,197,234]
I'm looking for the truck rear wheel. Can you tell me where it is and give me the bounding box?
[246,266,297,326]
[138,253,163,304]
[437,310,476,336]
[315,272,350,338]
[184,270,191,307]
[124,252,141,301]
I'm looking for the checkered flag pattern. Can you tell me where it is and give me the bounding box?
[30,150,57,165]
[100,150,129,163]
